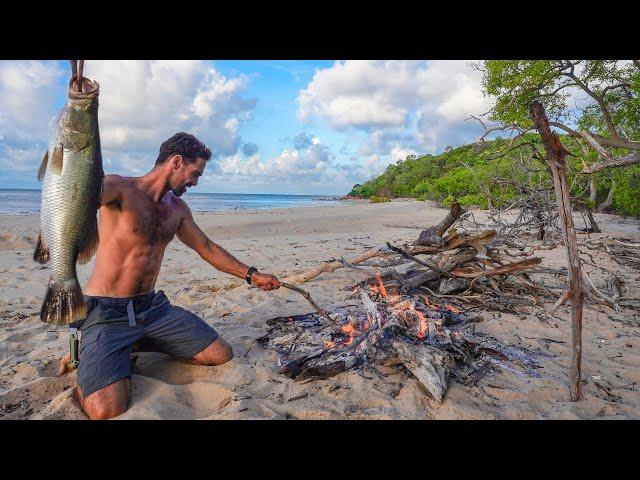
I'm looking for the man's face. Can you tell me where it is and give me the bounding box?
[169,156,206,197]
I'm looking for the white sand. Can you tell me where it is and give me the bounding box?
[1,199,639,420]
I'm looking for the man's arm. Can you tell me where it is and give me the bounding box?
[176,203,280,291]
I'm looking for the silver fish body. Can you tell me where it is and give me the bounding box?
[35,77,104,324]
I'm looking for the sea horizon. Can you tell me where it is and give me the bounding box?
[0,188,346,215]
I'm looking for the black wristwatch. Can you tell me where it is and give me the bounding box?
[245,266,258,285]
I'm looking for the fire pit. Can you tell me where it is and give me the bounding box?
[258,277,542,402]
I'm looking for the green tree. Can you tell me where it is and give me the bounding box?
[481,60,640,214]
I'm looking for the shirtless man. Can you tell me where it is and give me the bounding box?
[57,132,281,420]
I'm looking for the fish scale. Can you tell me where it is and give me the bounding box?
[35,76,103,324]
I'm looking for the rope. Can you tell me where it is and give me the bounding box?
[68,60,84,92]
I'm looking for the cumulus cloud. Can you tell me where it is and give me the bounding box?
[0,61,65,140]
[217,134,333,184]
[0,60,258,182]
[82,60,257,170]
[297,60,491,156]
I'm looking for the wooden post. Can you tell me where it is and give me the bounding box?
[530,101,584,401]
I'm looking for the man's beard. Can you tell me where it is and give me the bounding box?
[170,185,187,196]
[168,173,188,196]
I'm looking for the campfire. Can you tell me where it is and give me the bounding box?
[258,273,541,402]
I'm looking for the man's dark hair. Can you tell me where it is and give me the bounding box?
[155,132,212,166]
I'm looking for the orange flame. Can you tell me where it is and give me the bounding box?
[324,340,336,349]
[415,308,428,339]
[421,295,441,311]
[340,323,355,345]
[445,304,461,313]
[341,324,355,334]
[375,272,388,298]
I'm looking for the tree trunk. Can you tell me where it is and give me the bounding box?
[589,177,597,204]
[586,210,601,233]
[530,101,584,402]
[597,181,615,213]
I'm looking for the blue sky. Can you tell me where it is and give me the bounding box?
[0,60,492,195]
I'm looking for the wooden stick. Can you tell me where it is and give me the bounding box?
[551,288,572,314]
[450,257,542,278]
[530,100,583,402]
[280,282,336,324]
[77,60,84,92]
[386,242,451,277]
[282,246,387,284]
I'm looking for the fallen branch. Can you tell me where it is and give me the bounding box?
[450,257,542,279]
[283,246,388,284]
[415,201,465,246]
[386,242,452,277]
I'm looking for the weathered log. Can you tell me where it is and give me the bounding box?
[415,201,466,246]
[283,246,387,284]
[439,277,471,295]
[386,242,452,277]
[450,257,542,279]
[443,230,497,252]
[392,340,453,402]
[400,248,479,292]
[530,100,583,402]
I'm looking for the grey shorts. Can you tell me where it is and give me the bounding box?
[77,290,219,398]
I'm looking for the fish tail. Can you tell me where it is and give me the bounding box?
[40,277,87,324]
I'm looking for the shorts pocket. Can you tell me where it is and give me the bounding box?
[79,327,102,380]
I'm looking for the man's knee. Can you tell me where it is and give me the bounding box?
[78,379,131,420]
[193,338,233,366]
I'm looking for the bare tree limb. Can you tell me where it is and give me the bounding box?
[582,151,640,173]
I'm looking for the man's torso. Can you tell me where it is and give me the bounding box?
[84,176,185,297]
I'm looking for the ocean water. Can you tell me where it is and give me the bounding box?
[0,189,343,215]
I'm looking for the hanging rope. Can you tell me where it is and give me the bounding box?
[68,60,84,92]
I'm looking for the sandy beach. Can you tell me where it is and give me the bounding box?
[1,199,639,420]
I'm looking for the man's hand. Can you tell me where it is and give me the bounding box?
[251,272,281,291]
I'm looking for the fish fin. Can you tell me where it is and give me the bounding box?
[50,146,64,175]
[37,151,48,181]
[77,222,99,264]
[33,233,50,264]
[40,278,87,324]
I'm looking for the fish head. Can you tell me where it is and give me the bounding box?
[59,78,100,152]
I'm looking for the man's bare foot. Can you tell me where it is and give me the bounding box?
[58,352,71,376]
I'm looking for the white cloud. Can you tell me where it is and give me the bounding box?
[0,61,65,141]
[217,136,333,183]
[83,60,256,166]
[297,60,491,156]
[0,60,258,181]
[298,60,425,129]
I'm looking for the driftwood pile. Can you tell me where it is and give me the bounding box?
[348,201,552,314]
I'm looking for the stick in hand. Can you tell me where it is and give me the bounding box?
[250,281,335,324]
